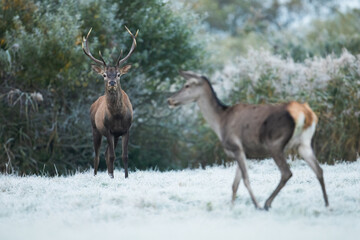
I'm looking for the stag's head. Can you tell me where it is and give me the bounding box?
[167,71,207,108]
[82,26,138,94]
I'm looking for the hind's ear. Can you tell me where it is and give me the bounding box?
[179,70,189,79]
[179,70,200,80]
[120,65,132,75]
[92,65,104,75]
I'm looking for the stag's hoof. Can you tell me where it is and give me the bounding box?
[108,173,114,178]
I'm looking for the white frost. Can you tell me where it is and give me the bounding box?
[0,159,360,240]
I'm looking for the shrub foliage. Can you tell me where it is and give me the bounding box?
[0,0,206,174]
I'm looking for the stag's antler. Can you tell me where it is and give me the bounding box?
[82,28,107,66]
[116,26,139,67]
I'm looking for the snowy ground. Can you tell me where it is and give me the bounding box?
[1,159,359,240]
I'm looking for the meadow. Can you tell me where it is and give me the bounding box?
[1,159,359,240]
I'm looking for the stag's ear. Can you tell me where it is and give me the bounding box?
[120,65,132,75]
[91,65,104,75]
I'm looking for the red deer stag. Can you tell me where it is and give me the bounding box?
[167,71,329,210]
[82,26,138,178]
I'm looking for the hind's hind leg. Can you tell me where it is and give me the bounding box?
[298,143,329,207]
[264,151,292,210]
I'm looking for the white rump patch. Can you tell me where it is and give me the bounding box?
[293,112,305,138]
[300,122,316,146]
[287,117,316,150]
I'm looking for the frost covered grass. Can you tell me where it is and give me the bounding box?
[1,159,360,240]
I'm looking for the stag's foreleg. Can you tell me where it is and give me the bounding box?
[92,128,102,176]
[122,131,130,178]
[298,144,329,207]
[105,134,116,178]
[235,150,261,209]
[264,151,292,210]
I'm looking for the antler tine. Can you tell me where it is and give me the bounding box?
[116,49,123,66]
[82,28,107,66]
[98,50,107,66]
[117,26,138,67]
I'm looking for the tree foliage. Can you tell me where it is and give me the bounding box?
[273,9,360,62]
[0,0,207,175]
[183,0,338,35]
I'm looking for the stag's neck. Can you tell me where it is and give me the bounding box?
[197,81,228,140]
[105,88,125,115]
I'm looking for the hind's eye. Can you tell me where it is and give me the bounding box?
[103,74,107,78]
[117,73,121,78]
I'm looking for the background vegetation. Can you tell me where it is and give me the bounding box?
[0,0,359,175]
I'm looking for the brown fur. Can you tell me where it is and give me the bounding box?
[286,101,318,129]
[90,90,133,136]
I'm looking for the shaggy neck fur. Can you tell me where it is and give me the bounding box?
[105,86,124,115]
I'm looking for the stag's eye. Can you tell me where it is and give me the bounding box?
[117,73,121,78]
[103,74,107,78]
[185,84,190,88]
